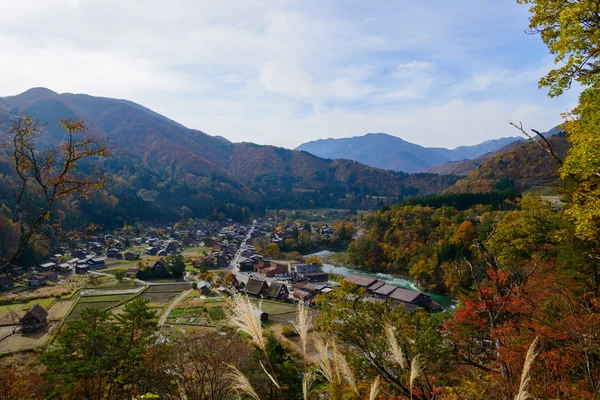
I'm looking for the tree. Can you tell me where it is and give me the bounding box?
[518,0,600,97]
[1,117,110,273]
[518,0,600,286]
[114,269,126,283]
[165,254,186,277]
[169,333,252,400]
[304,255,322,267]
[43,297,157,400]
[263,243,281,259]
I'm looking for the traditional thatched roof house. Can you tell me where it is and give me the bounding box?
[151,258,170,275]
[267,281,289,300]
[244,278,269,297]
[20,304,48,332]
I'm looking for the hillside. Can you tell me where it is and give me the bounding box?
[296,133,524,173]
[446,133,569,194]
[0,88,459,227]
[424,140,526,176]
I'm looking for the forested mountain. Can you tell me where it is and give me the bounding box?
[0,88,459,228]
[423,140,526,176]
[296,133,525,173]
[446,133,569,194]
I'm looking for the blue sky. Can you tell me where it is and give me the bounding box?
[0,0,580,148]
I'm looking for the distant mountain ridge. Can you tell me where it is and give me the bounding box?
[0,88,459,228]
[296,133,526,173]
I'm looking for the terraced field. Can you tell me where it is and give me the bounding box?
[142,291,181,304]
[0,323,55,353]
[47,300,76,321]
[145,284,190,292]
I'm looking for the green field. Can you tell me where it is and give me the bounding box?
[181,246,211,257]
[79,294,136,303]
[67,301,122,321]
[207,306,226,321]
[250,299,297,315]
[0,297,57,314]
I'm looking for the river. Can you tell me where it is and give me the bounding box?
[310,251,456,310]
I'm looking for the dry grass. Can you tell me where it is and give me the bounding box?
[228,294,265,350]
[515,337,539,400]
[226,364,260,400]
[302,370,315,400]
[369,376,381,400]
[386,324,407,370]
[409,355,423,400]
[292,302,313,358]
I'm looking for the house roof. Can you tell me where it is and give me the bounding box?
[245,278,267,295]
[153,258,169,269]
[126,268,139,274]
[268,281,288,297]
[23,304,48,322]
[388,288,426,304]
[368,281,385,291]
[374,284,397,296]
[344,274,377,287]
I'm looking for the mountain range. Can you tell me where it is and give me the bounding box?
[296,133,526,173]
[0,88,459,227]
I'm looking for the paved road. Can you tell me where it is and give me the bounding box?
[158,288,193,326]
[227,220,256,285]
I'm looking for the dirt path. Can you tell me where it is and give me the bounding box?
[158,289,192,326]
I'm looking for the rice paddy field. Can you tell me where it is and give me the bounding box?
[0,323,56,354]
[47,300,76,321]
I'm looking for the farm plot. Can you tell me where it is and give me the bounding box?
[80,294,136,303]
[47,300,76,321]
[145,284,190,293]
[66,295,133,321]
[80,287,144,297]
[0,323,54,353]
[207,306,226,322]
[142,291,181,304]
[167,307,209,326]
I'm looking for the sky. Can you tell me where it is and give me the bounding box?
[0,0,581,149]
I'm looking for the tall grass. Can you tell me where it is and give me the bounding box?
[293,302,313,358]
[514,337,539,400]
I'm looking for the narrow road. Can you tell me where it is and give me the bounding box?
[158,288,193,326]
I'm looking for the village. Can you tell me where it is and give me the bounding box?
[0,216,441,355]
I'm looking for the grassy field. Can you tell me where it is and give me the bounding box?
[0,297,57,315]
[181,246,211,257]
[250,299,297,315]
[100,259,141,273]
[67,301,123,321]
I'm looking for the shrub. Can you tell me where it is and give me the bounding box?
[281,325,298,338]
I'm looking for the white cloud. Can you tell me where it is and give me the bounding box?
[0,0,579,150]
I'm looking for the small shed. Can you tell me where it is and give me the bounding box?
[20,304,48,332]
[126,268,139,279]
[255,308,269,322]
[197,280,212,293]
